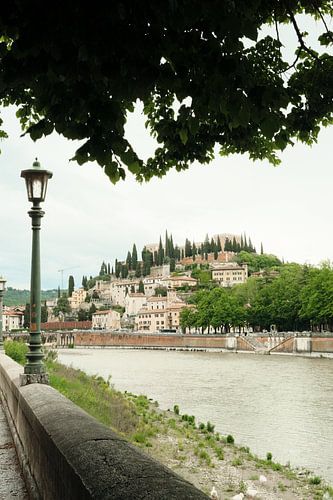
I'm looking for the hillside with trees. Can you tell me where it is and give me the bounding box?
[93,231,261,283]
[3,288,58,307]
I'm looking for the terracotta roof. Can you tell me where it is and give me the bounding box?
[147,296,167,302]
[161,275,197,282]
[212,265,245,271]
[92,310,118,316]
[128,293,146,297]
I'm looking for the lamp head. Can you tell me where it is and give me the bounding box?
[21,158,53,203]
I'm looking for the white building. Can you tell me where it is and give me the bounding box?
[124,293,147,316]
[143,277,162,297]
[2,308,24,331]
[92,310,121,330]
[110,280,140,306]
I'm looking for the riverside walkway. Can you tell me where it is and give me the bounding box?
[0,398,28,499]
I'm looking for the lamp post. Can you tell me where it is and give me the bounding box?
[20,159,52,385]
[0,277,6,350]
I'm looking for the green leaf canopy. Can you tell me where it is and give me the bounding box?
[0,2,332,182]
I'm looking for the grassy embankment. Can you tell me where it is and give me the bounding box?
[4,341,333,500]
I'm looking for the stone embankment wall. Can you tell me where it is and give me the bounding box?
[63,332,333,355]
[0,353,207,500]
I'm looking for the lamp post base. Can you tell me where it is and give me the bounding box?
[20,373,49,386]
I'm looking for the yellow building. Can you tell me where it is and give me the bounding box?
[211,263,248,287]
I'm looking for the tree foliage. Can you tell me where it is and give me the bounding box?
[0,2,332,183]
[181,262,333,332]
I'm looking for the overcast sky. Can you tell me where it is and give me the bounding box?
[0,16,332,291]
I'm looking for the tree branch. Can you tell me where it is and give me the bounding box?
[284,4,321,61]
[312,3,333,44]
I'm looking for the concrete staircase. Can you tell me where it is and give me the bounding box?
[241,336,270,354]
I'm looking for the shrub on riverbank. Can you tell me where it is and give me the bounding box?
[4,340,28,365]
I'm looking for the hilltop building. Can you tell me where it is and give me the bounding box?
[211,263,248,287]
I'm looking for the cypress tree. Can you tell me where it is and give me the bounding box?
[126,251,132,270]
[135,262,142,278]
[138,280,144,293]
[169,234,175,259]
[82,275,88,290]
[260,242,264,255]
[244,233,248,252]
[132,244,138,269]
[210,237,215,254]
[240,234,244,251]
[165,230,169,258]
[185,238,192,257]
[158,237,164,265]
[170,258,176,272]
[68,275,75,297]
[115,259,120,278]
[121,264,128,279]
[248,237,253,252]
[107,263,111,275]
[217,236,222,252]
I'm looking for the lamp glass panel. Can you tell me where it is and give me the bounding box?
[32,176,44,199]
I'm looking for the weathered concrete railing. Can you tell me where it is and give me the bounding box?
[0,353,207,500]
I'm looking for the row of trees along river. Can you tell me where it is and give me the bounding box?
[180,257,333,333]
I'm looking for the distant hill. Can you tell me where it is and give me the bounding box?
[3,287,58,307]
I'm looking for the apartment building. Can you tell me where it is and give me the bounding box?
[68,288,87,309]
[92,309,121,330]
[135,292,187,333]
[211,263,248,287]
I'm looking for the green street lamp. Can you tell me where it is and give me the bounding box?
[20,159,52,385]
[0,277,6,350]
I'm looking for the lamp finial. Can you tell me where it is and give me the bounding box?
[33,158,41,169]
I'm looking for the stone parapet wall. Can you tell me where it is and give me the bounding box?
[0,354,207,500]
[312,337,333,353]
[74,332,230,350]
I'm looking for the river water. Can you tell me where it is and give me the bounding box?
[58,348,333,483]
